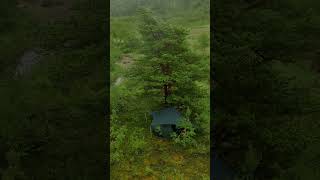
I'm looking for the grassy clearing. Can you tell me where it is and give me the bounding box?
[187,24,210,55]
[111,135,210,180]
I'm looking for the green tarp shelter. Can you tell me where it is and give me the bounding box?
[151,107,181,138]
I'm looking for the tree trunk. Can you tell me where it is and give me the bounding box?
[164,84,168,104]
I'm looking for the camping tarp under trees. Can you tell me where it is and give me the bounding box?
[151,107,181,138]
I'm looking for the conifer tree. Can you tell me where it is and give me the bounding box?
[130,9,206,109]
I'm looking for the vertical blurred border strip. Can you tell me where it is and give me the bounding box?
[210,0,214,179]
[106,0,111,179]
[210,1,236,179]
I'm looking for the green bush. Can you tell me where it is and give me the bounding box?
[171,117,196,147]
[123,35,141,53]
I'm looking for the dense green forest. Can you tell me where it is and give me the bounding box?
[0,0,107,179]
[110,0,210,179]
[214,0,320,179]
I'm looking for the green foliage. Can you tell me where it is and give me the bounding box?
[110,124,127,163]
[144,166,154,176]
[110,17,140,53]
[154,125,162,136]
[197,33,209,51]
[111,123,147,164]
[130,10,206,107]
[171,116,196,147]
[123,35,142,53]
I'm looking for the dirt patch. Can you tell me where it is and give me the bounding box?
[171,153,184,164]
[113,54,134,86]
[118,54,134,69]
